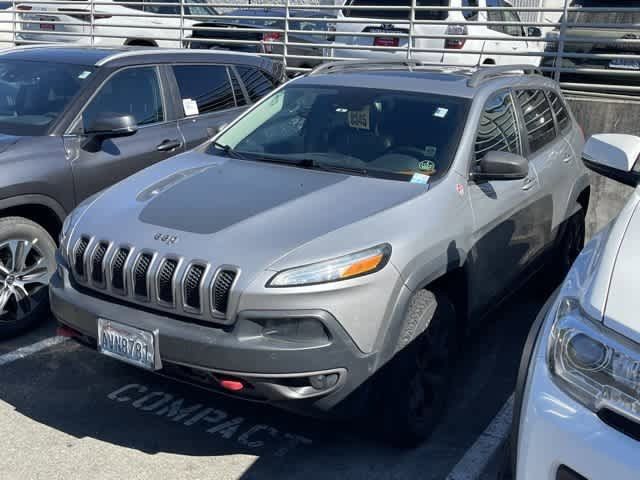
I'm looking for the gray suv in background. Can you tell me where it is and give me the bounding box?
[0,46,282,338]
[52,61,590,445]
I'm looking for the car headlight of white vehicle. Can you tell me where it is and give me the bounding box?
[549,296,640,422]
[267,244,391,288]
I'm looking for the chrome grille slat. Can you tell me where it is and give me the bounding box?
[91,241,109,285]
[133,253,153,299]
[183,264,206,311]
[71,234,237,323]
[212,269,236,314]
[74,236,90,278]
[111,247,130,293]
[157,258,178,305]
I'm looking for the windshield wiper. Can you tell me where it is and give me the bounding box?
[313,162,369,176]
[212,142,247,160]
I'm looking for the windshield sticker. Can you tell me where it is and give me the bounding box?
[410,173,430,185]
[182,98,199,116]
[418,160,436,174]
[78,70,92,79]
[424,146,437,158]
[433,107,449,119]
[348,106,371,130]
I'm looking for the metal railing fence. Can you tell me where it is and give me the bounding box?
[0,1,638,98]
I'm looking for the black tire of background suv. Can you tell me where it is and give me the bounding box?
[555,207,586,281]
[375,288,458,447]
[0,216,57,339]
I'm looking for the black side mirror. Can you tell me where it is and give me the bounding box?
[471,151,529,181]
[85,113,138,139]
[527,26,542,38]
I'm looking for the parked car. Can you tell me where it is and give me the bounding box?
[14,0,220,48]
[0,2,15,46]
[0,46,282,338]
[331,0,542,66]
[51,61,589,445]
[542,0,640,92]
[185,7,337,70]
[511,134,640,480]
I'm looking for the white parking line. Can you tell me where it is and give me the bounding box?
[0,336,68,367]
[445,394,514,480]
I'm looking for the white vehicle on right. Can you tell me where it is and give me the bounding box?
[513,133,640,480]
[14,0,219,48]
[332,0,543,66]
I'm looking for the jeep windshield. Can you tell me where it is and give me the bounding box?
[0,60,94,136]
[210,84,470,182]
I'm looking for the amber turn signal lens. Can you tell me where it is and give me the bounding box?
[341,253,384,279]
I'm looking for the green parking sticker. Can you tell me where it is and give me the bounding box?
[418,160,436,173]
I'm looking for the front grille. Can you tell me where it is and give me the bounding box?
[157,259,178,304]
[213,270,236,314]
[184,264,205,310]
[133,253,153,298]
[70,234,238,323]
[74,237,90,277]
[111,248,130,292]
[91,242,109,284]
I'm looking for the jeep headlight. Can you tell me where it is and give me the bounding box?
[549,297,640,422]
[267,244,391,288]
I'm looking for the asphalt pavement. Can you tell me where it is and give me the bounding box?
[0,274,555,480]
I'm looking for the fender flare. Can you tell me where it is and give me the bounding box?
[0,194,68,223]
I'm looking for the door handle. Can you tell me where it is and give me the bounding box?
[522,176,536,191]
[562,156,573,163]
[156,139,182,152]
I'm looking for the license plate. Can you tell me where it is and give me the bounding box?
[39,23,54,30]
[98,319,160,371]
[609,58,640,70]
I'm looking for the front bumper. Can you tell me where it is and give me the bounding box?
[50,262,376,416]
[515,297,640,480]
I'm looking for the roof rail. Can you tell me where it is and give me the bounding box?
[467,64,542,87]
[310,59,429,76]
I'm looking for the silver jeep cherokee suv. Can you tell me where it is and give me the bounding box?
[51,61,591,444]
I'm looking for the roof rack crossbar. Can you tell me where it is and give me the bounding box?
[467,64,542,87]
[310,59,428,75]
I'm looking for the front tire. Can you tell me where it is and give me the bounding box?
[0,217,57,339]
[376,289,457,447]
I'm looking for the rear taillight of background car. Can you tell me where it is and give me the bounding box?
[445,25,468,49]
[262,31,281,53]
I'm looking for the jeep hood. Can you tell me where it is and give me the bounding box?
[76,152,426,283]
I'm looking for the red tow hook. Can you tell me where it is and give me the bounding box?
[219,378,245,392]
[56,324,79,338]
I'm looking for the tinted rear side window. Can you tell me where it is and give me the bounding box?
[475,91,522,161]
[172,65,236,115]
[547,91,571,132]
[517,90,557,154]
[343,0,449,20]
[235,66,274,103]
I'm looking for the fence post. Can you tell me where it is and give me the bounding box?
[407,0,416,60]
[90,0,95,46]
[11,0,15,45]
[283,0,289,73]
[555,0,570,83]
[179,0,184,49]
